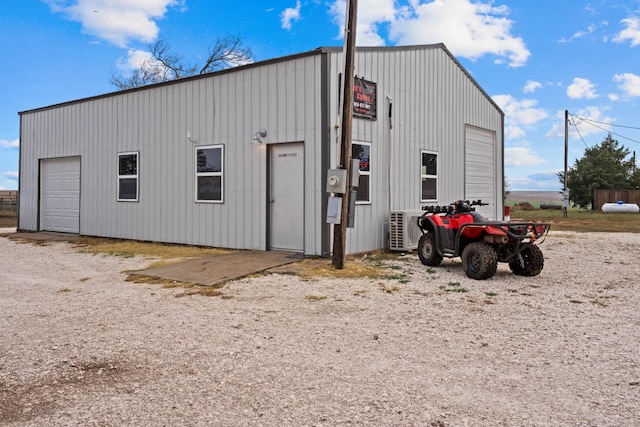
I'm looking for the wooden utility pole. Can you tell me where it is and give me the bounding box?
[563,109,569,217]
[332,0,358,269]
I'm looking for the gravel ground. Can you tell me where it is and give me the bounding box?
[1,228,639,426]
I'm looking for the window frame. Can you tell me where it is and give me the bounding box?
[352,141,371,205]
[117,151,139,202]
[420,150,438,202]
[195,144,224,203]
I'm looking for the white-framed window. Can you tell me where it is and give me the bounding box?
[352,141,371,204]
[195,144,224,203]
[117,151,139,201]
[421,150,437,201]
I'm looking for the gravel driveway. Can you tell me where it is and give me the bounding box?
[1,229,639,426]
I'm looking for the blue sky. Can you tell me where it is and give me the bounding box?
[1,0,639,191]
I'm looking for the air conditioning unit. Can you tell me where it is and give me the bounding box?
[389,210,424,251]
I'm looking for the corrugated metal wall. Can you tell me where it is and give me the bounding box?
[325,45,503,254]
[20,45,503,256]
[19,54,327,254]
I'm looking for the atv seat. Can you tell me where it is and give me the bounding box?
[470,211,488,223]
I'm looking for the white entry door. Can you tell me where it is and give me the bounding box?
[269,142,304,252]
[40,157,81,233]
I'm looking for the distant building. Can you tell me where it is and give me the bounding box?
[18,44,504,256]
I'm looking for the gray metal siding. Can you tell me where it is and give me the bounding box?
[326,46,503,254]
[19,45,502,256]
[19,55,326,253]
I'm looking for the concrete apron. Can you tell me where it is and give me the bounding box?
[136,250,303,286]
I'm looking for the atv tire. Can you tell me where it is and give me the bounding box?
[509,244,544,276]
[417,232,443,267]
[461,242,498,280]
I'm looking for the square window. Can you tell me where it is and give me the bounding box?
[197,147,222,173]
[197,176,222,201]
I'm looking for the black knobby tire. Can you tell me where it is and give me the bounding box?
[417,232,443,267]
[509,245,544,276]
[461,242,498,280]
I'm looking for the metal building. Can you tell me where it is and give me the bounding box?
[18,44,504,256]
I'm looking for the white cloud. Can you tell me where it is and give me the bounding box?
[558,23,597,43]
[115,48,183,81]
[328,0,529,65]
[389,0,530,67]
[613,16,640,46]
[43,0,184,47]
[504,146,545,167]
[117,49,153,70]
[0,139,19,148]
[281,1,302,31]
[567,77,598,99]
[614,73,640,97]
[504,125,525,140]
[4,171,19,181]
[506,170,563,191]
[523,80,542,93]
[492,94,548,140]
[329,0,395,46]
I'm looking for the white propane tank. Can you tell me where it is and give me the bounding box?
[601,201,640,213]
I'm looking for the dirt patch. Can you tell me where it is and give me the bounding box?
[1,358,143,424]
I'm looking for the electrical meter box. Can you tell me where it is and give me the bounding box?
[350,159,360,188]
[326,169,348,194]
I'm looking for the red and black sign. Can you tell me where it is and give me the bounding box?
[353,77,377,121]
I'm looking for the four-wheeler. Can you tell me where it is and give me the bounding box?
[417,199,550,280]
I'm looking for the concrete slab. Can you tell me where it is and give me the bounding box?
[3,231,305,287]
[135,250,304,286]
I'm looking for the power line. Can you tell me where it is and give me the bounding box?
[569,116,589,148]
[571,116,640,130]
[569,113,640,145]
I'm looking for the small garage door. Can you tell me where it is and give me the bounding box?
[465,126,496,219]
[41,157,80,233]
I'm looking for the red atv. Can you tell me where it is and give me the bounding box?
[417,200,550,280]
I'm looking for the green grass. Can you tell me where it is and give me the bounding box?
[511,207,640,233]
[440,281,468,293]
[507,199,562,209]
[0,207,17,228]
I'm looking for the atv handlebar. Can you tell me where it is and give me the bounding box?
[422,199,488,214]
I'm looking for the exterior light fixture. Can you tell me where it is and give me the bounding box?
[251,129,267,144]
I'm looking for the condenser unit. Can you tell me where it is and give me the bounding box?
[389,210,424,251]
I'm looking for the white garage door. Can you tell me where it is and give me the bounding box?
[41,157,80,233]
[465,126,496,219]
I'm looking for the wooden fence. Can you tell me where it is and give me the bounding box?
[593,189,640,210]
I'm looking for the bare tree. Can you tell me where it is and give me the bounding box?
[111,34,252,90]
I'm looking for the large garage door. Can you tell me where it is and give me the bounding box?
[465,126,496,219]
[41,157,80,233]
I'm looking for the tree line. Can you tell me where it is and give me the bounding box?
[558,134,640,209]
